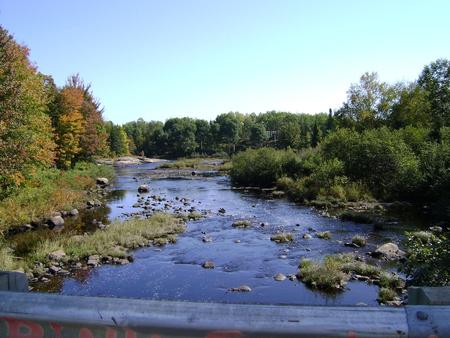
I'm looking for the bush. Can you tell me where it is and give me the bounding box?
[231,148,295,187]
[297,256,350,291]
[321,127,422,200]
[0,162,114,234]
[404,231,450,286]
[317,231,332,240]
[351,235,367,247]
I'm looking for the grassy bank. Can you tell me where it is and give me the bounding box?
[0,213,185,274]
[0,162,114,235]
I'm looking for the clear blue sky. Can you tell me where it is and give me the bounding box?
[1,0,449,124]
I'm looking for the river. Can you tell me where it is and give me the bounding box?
[30,162,415,306]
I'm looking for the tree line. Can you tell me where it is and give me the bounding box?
[114,111,334,158]
[1,23,449,204]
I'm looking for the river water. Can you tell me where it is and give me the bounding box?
[31,162,413,305]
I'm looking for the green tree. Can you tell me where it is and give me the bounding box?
[336,72,398,130]
[108,124,129,156]
[163,118,197,157]
[417,59,450,140]
[194,119,210,154]
[249,123,268,147]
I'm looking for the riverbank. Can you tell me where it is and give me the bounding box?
[0,162,115,235]
[0,162,114,272]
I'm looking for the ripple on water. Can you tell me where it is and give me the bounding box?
[34,162,406,305]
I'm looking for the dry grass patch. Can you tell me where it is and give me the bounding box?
[27,213,185,268]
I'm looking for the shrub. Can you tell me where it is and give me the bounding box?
[321,127,422,200]
[351,235,367,247]
[230,148,287,187]
[378,287,397,303]
[317,231,332,240]
[0,163,114,234]
[297,256,350,291]
[270,233,293,243]
[404,231,449,286]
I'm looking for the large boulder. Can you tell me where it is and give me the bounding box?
[96,177,109,186]
[138,185,150,193]
[371,243,405,260]
[48,216,64,227]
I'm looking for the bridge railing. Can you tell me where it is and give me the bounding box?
[1,290,450,338]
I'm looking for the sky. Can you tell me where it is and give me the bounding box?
[1,0,449,124]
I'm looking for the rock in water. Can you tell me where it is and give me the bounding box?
[96,177,109,186]
[371,243,405,260]
[230,285,252,292]
[138,185,149,193]
[69,208,79,216]
[48,216,64,227]
[202,261,215,269]
[302,233,312,240]
[274,273,287,281]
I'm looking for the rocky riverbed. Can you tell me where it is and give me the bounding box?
[19,161,427,305]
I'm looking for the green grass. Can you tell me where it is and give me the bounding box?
[26,213,185,270]
[0,245,24,271]
[159,158,229,171]
[297,253,404,303]
[0,162,114,235]
[351,235,367,247]
[339,211,374,224]
[298,256,350,291]
[270,232,294,243]
[232,220,251,228]
[317,231,332,240]
[378,287,398,303]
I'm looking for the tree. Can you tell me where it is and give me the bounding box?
[214,113,241,153]
[336,72,398,130]
[278,122,301,149]
[163,118,197,157]
[55,87,85,168]
[249,123,268,147]
[0,26,56,195]
[108,124,129,156]
[66,74,109,159]
[194,119,210,154]
[417,59,450,140]
[389,83,431,129]
[311,121,321,147]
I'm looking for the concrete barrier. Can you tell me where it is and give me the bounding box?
[0,291,450,338]
[0,272,28,292]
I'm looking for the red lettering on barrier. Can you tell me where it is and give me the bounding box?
[78,328,94,338]
[125,329,137,338]
[50,323,62,338]
[206,331,244,338]
[348,331,357,338]
[2,318,44,338]
[106,328,118,338]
